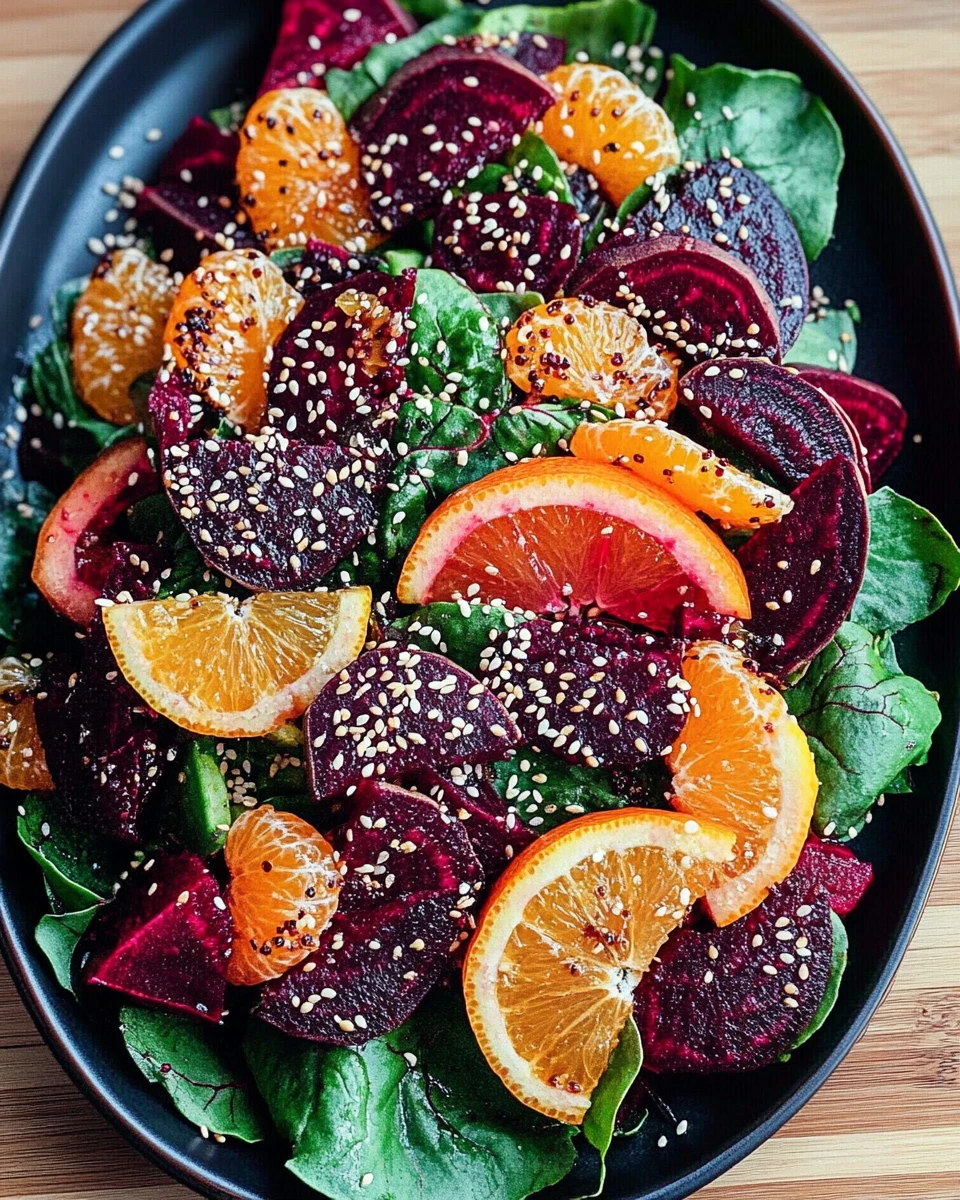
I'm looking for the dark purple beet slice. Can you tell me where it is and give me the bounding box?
[797,368,907,482]
[792,835,873,917]
[679,358,866,491]
[137,181,260,275]
[287,238,380,297]
[479,618,686,768]
[259,0,417,93]
[431,193,581,298]
[96,539,169,604]
[353,46,555,232]
[161,427,382,591]
[79,852,232,1022]
[622,162,809,352]
[157,116,239,192]
[458,31,567,76]
[35,620,175,844]
[633,872,834,1072]
[257,780,482,1043]
[305,642,521,800]
[737,456,869,678]
[148,369,205,452]
[266,270,414,445]
[568,233,781,367]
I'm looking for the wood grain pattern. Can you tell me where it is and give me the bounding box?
[0,1,958,1197]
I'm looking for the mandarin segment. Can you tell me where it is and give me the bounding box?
[0,659,52,791]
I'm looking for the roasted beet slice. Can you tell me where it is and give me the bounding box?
[162,428,382,591]
[737,456,869,677]
[286,238,380,297]
[79,852,231,1021]
[458,31,567,76]
[267,270,414,444]
[157,116,239,192]
[137,181,260,274]
[480,618,686,769]
[792,835,873,917]
[431,193,581,298]
[679,358,866,490]
[260,0,416,93]
[305,642,520,800]
[257,780,482,1043]
[148,369,205,452]
[623,162,809,352]
[35,620,175,844]
[797,368,907,481]
[569,233,781,366]
[353,46,555,231]
[634,873,834,1072]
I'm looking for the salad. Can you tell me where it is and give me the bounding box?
[4,0,959,1196]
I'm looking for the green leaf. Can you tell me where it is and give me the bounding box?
[120,1006,265,1142]
[479,291,544,332]
[50,275,89,339]
[0,476,53,648]
[787,622,941,839]
[487,749,627,831]
[388,600,528,673]
[167,739,231,856]
[269,247,305,271]
[785,308,858,372]
[127,493,223,597]
[781,910,848,1057]
[851,488,960,634]
[208,101,246,134]
[581,1016,642,1197]
[398,0,462,17]
[244,988,576,1200]
[212,735,308,809]
[35,906,99,995]
[17,792,129,908]
[382,248,427,274]
[663,55,845,260]
[497,133,575,206]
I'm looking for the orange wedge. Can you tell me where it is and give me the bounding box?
[396,457,751,631]
[668,640,819,926]
[571,419,795,529]
[462,808,735,1123]
[102,587,370,737]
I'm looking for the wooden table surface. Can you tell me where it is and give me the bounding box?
[1,1,958,1198]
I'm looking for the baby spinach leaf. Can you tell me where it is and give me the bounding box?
[388,600,528,673]
[780,910,848,1058]
[399,0,462,18]
[499,133,576,206]
[166,738,231,857]
[382,248,427,274]
[244,988,577,1200]
[663,55,844,260]
[121,1006,266,1143]
[17,792,129,909]
[35,905,99,995]
[479,291,544,331]
[787,622,941,839]
[209,734,308,810]
[785,308,858,372]
[208,101,246,134]
[851,488,960,634]
[487,749,627,831]
[50,274,89,339]
[582,1016,642,1197]
[0,477,53,648]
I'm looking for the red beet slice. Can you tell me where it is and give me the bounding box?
[459,31,567,76]
[353,46,555,232]
[266,270,414,445]
[148,369,205,453]
[157,116,239,192]
[137,181,260,275]
[622,162,809,352]
[35,619,175,844]
[792,836,873,917]
[568,233,781,367]
[797,368,907,482]
[737,456,869,678]
[259,0,417,93]
[161,427,382,591]
[79,852,232,1022]
[305,642,521,800]
[679,358,866,491]
[634,873,834,1072]
[257,780,482,1043]
[430,193,582,298]
[286,238,380,297]
[479,618,687,769]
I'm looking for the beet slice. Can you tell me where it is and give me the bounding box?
[266,270,414,445]
[137,181,260,274]
[430,193,582,298]
[792,835,873,917]
[737,455,868,677]
[480,618,687,769]
[157,116,239,192]
[568,233,781,367]
[260,0,417,93]
[257,780,482,1043]
[286,238,380,297]
[305,642,521,800]
[35,620,175,844]
[622,162,809,352]
[679,358,866,491]
[797,368,907,482]
[352,46,555,232]
[458,31,567,76]
[161,427,382,591]
[148,369,205,453]
[633,872,834,1072]
[79,852,231,1022]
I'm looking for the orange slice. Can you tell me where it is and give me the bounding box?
[505,297,678,419]
[163,248,302,432]
[463,808,735,1123]
[571,419,795,529]
[0,659,52,791]
[72,247,176,425]
[540,63,680,206]
[102,587,370,737]
[396,457,751,631]
[668,640,819,926]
